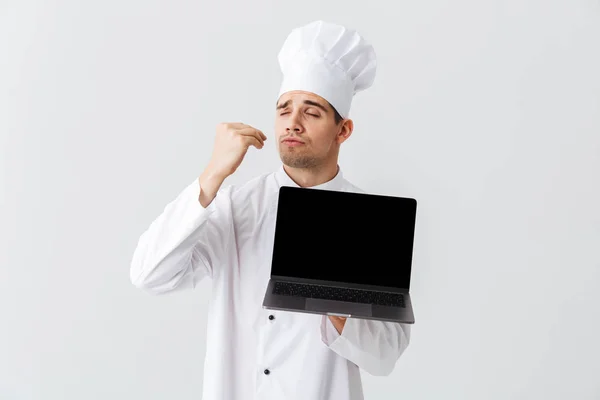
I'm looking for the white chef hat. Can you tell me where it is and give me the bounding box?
[277,20,377,119]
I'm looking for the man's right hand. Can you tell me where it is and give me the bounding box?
[198,122,267,207]
[207,122,267,179]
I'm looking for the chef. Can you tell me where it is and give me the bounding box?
[130,20,411,400]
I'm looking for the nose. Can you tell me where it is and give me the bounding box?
[282,109,304,134]
[286,121,303,134]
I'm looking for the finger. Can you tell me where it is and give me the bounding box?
[243,136,263,149]
[227,122,249,129]
[257,130,267,142]
[238,128,265,146]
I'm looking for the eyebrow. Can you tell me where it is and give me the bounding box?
[276,99,329,114]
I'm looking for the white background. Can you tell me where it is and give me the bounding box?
[1,0,599,399]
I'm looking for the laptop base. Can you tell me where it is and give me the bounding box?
[262,278,415,324]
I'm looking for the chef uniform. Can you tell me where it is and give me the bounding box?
[130,20,411,400]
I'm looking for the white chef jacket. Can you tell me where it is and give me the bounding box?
[130,165,411,400]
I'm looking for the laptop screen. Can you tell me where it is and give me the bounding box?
[270,186,417,290]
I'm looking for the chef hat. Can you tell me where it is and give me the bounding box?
[277,20,376,119]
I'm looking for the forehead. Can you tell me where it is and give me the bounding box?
[277,90,328,107]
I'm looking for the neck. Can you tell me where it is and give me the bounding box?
[282,161,339,188]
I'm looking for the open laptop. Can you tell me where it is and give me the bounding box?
[262,185,417,324]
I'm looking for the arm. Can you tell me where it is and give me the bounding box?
[129,172,232,295]
[321,316,411,376]
[129,122,266,295]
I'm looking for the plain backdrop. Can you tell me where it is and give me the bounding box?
[1,0,599,399]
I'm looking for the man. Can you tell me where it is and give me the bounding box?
[130,20,410,400]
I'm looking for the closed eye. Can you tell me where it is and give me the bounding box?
[278,111,320,117]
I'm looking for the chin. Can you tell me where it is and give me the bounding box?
[280,154,319,169]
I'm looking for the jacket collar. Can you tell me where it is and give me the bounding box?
[275,164,344,191]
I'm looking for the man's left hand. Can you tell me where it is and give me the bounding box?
[328,316,347,334]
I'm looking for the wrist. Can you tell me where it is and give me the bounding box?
[200,165,226,188]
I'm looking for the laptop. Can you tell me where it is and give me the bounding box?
[262,185,417,324]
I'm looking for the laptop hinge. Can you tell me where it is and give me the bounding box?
[271,275,408,294]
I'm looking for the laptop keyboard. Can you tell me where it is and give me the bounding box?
[273,281,405,307]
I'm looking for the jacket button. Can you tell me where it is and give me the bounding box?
[264,369,270,375]
[268,315,275,320]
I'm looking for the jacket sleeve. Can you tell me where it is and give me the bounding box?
[320,315,411,376]
[129,178,233,295]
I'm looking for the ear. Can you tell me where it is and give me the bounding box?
[336,119,354,144]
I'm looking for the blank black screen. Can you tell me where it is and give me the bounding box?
[270,186,417,289]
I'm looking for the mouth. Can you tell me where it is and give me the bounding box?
[282,138,305,147]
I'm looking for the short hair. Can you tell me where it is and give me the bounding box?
[328,101,344,125]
